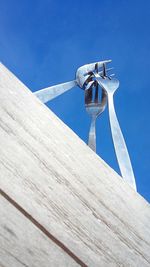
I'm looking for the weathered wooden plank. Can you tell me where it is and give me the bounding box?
[0,195,79,267]
[0,63,150,267]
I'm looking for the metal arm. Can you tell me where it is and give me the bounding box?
[88,114,97,152]
[34,80,77,103]
[95,74,137,191]
[108,93,137,190]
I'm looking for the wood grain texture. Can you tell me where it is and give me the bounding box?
[0,63,150,266]
[0,195,78,267]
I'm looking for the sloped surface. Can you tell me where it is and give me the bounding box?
[0,63,150,266]
[0,195,78,267]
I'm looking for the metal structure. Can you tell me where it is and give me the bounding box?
[34,60,136,191]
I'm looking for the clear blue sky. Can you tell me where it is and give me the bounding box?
[0,0,149,202]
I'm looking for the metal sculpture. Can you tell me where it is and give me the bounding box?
[34,60,136,191]
[34,60,110,103]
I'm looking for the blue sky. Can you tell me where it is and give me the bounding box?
[0,0,149,202]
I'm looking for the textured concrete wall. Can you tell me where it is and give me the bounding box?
[0,63,150,267]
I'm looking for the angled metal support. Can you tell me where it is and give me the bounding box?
[94,72,137,191]
[34,80,77,103]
